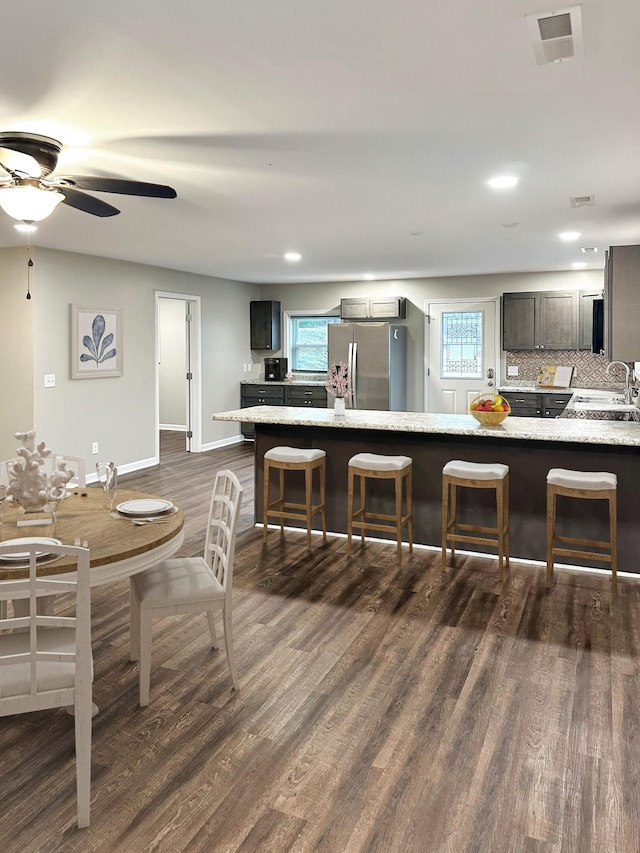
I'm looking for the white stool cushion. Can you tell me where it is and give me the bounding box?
[265,446,326,464]
[443,460,509,480]
[349,452,412,472]
[547,468,617,490]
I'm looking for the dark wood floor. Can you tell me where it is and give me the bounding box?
[1,432,639,852]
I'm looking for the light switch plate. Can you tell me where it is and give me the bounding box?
[507,366,519,376]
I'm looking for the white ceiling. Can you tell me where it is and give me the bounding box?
[0,0,638,284]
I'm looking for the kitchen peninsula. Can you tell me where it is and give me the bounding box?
[213,406,640,572]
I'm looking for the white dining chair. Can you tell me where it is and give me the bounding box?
[0,542,93,828]
[129,469,244,706]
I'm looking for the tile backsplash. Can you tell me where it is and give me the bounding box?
[503,350,630,390]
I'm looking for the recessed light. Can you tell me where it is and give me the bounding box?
[284,252,301,262]
[14,222,37,233]
[572,262,588,269]
[363,274,376,281]
[487,175,518,189]
[559,231,581,241]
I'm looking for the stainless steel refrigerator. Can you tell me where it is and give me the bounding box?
[328,322,407,410]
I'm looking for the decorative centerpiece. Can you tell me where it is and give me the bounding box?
[6,430,74,512]
[325,361,352,416]
[469,393,510,426]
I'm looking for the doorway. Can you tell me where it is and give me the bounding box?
[155,291,202,460]
[425,298,500,413]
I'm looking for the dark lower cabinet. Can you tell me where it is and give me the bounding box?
[284,385,327,407]
[502,391,571,418]
[240,383,327,438]
[240,384,285,439]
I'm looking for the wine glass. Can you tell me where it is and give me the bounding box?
[96,462,118,511]
[45,481,66,536]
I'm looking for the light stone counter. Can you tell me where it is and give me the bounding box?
[213,405,640,447]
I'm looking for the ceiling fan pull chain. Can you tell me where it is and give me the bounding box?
[26,236,33,300]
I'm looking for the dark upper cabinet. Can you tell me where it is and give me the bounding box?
[605,244,640,362]
[502,291,578,350]
[250,300,281,350]
[578,289,603,351]
[340,296,406,320]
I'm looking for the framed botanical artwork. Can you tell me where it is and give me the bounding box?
[71,305,123,379]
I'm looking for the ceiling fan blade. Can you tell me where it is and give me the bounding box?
[56,175,177,199]
[60,187,120,217]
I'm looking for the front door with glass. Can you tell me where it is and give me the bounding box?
[426,299,498,414]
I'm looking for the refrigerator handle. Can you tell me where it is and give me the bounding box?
[350,341,357,408]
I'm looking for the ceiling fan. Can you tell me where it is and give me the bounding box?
[0,131,177,222]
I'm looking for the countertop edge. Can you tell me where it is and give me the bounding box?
[213,406,640,447]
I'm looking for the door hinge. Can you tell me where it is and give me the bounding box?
[186,430,193,439]
[186,372,193,380]
[185,313,192,323]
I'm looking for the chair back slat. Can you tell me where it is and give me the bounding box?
[203,470,243,591]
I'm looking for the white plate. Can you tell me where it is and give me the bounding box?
[115,499,174,517]
[0,537,62,561]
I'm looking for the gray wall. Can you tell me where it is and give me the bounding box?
[0,248,34,460]
[261,269,603,411]
[1,247,260,468]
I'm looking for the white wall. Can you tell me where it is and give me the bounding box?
[261,269,603,411]
[158,298,187,428]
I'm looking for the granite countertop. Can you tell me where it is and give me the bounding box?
[241,378,326,387]
[498,385,580,395]
[213,405,640,447]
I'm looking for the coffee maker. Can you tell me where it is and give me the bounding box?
[264,357,288,381]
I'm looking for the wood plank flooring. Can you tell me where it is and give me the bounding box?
[1,432,639,852]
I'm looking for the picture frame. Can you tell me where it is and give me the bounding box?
[71,304,123,379]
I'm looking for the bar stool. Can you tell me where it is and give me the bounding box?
[347,453,413,564]
[546,468,617,597]
[441,460,509,578]
[263,446,326,549]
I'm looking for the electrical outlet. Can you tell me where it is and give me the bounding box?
[44,373,56,387]
[92,442,99,455]
[507,366,519,377]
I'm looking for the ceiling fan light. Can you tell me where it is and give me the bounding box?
[0,185,65,221]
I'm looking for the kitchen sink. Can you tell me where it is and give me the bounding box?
[574,393,626,404]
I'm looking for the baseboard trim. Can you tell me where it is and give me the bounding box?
[85,456,158,484]
[200,435,245,453]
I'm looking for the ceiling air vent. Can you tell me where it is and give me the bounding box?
[570,194,595,207]
[526,6,584,66]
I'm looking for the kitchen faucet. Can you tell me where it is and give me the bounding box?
[605,361,633,404]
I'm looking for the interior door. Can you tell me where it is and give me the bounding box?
[426,299,498,413]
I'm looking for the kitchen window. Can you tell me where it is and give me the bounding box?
[288,314,341,373]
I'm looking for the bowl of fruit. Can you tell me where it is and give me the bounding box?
[469,393,510,425]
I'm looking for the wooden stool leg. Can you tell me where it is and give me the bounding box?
[279,468,285,534]
[546,484,556,588]
[360,474,366,545]
[450,483,457,563]
[504,473,510,568]
[305,464,312,550]
[610,490,618,599]
[441,476,449,573]
[263,460,271,543]
[496,479,505,581]
[347,467,355,556]
[395,470,402,564]
[320,460,327,542]
[406,468,413,554]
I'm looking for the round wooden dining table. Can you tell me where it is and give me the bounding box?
[0,488,185,584]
